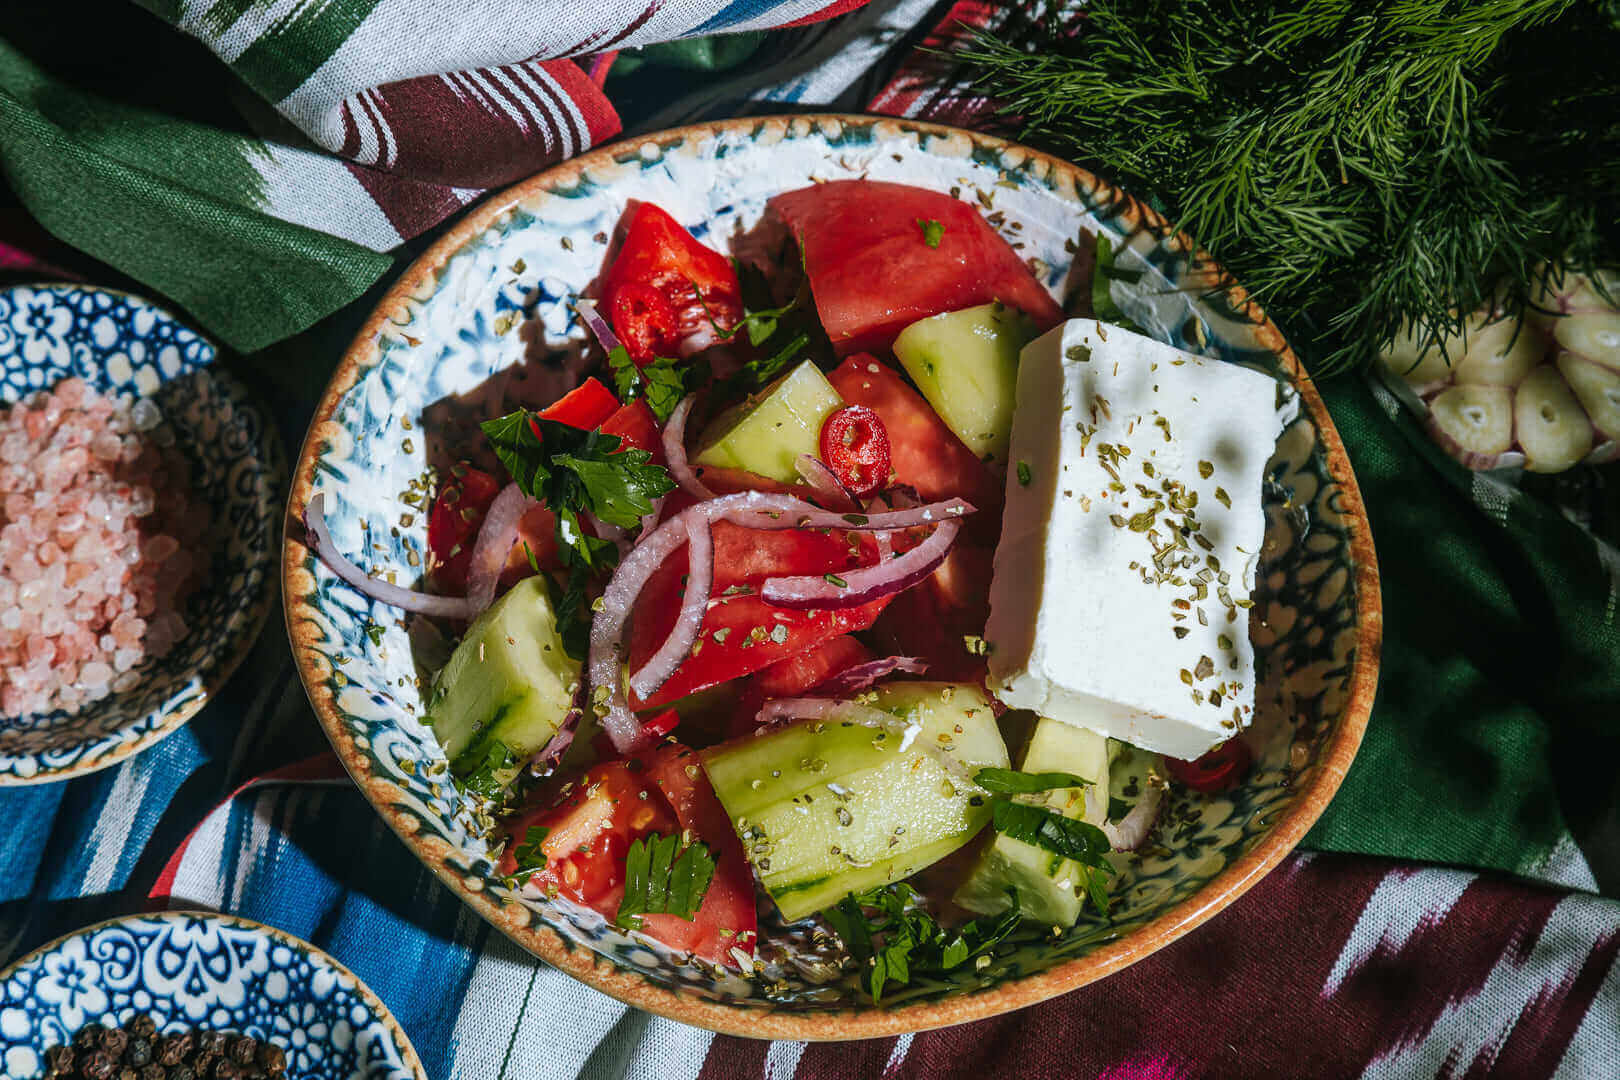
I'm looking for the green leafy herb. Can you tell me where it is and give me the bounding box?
[824,573,848,587]
[607,345,689,423]
[822,883,1021,1002]
[917,218,946,248]
[992,801,1111,862]
[1089,233,1147,335]
[974,767,1092,794]
[712,330,811,400]
[511,826,550,876]
[483,411,674,533]
[363,622,385,647]
[962,0,1620,371]
[455,740,517,801]
[1015,461,1033,486]
[615,833,717,930]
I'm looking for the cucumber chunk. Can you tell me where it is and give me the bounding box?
[694,360,844,483]
[953,717,1109,926]
[425,576,580,794]
[893,302,1037,462]
[701,682,1009,922]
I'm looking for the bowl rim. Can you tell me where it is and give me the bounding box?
[282,113,1383,1040]
[0,282,282,787]
[0,908,428,1077]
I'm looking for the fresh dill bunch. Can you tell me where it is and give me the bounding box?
[960,0,1620,373]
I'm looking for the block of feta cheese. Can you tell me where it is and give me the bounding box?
[984,318,1286,761]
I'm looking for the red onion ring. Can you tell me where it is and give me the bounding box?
[575,299,622,355]
[1101,780,1165,852]
[794,454,860,512]
[465,482,539,618]
[588,491,976,753]
[760,518,960,609]
[663,393,715,500]
[628,515,714,700]
[303,494,475,619]
[811,656,928,696]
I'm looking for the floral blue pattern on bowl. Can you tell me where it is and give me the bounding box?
[0,911,425,1079]
[0,285,282,784]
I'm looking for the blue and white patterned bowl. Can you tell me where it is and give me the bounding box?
[0,911,426,1079]
[285,117,1381,1038]
[0,285,283,785]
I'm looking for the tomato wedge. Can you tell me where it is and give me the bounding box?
[427,464,503,593]
[599,398,664,460]
[869,541,994,682]
[497,760,678,917]
[536,376,620,431]
[768,180,1064,356]
[601,203,743,364]
[638,743,759,962]
[827,356,1001,519]
[1164,739,1254,793]
[627,522,893,708]
[732,635,874,736]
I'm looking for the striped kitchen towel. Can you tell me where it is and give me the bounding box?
[0,0,873,354]
[143,763,1620,1078]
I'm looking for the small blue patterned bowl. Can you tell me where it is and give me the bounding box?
[0,911,426,1079]
[0,285,282,785]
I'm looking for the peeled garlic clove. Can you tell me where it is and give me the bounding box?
[1557,351,1620,441]
[1427,384,1514,467]
[1514,365,1594,473]
[1380,319,1468,387]
[1554,312,1620,372]
[1454,318,1542,387]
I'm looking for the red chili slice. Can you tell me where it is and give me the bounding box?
[1163,739,1254,793]
[818,405,892,498]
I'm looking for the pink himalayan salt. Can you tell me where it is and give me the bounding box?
[0,378,210,718]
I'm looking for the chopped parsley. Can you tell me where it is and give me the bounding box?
[824,573,848,588]
[456,740,517,801]
[822,883,1020,1003]
[990,801,1114,914]
[607,345,688,423]
[916,218,946,248]
[1090,233,1147,334]
[615,833,717,930]
[973,767,1093,794]
[1016,460,1032,486]
[511,826,550,877]
[363,622,385,646]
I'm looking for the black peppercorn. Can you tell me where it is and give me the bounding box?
[117,1067,139,1080]
[140,1065,167,1080]
[198,1031,228,1056]
[124,1036,153,1067]
[81,1049,116,1080]
[169,1064,197,1080]
[227,1035,256,1066]
[99,1027,129,1057]
[129,1015,158,1040]
[255,1043,286,1075]
[45,1045,75,1071]
[212,1058,242,1080]
[155,1034,186,1067]
[75,1025,106,1050]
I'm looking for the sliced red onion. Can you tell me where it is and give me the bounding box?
[811,656,928,696]
[663,393,715,500]
[465,482,538,618]
[794,454,860,512]
[588,491,975,754]
[638,495,666,541]
[1101,781,1165,852]
[752,696,983,789]
[303,494,474,619]
[628,515,713,700]
[876,483,922,509]
[760,519,960,610]
[679,324,722,357]
[576,298,622,355]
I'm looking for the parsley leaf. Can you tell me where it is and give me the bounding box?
[824,883,1020,1003]
[1090,233,1148,335]
[991,800,1112,863]
[973,767,1093,794]
[917,218,946,248]
[1015,461,1033,486]
[712,330,811,401]
[483,411,675,532]
[607,345,688,423]
[616,833,717,930]
[455,740,517,801]
[511,826,549,876]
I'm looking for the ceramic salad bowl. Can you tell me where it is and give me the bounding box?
[283,115,1381,1038]
[0,911,425,1078]
[0,285,282,785]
